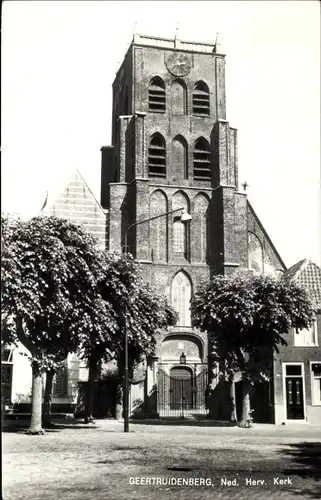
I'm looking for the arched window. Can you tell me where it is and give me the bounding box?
[148,134,166,177]
[193,137,211,180]
[171,272,192,326]
[172,191,189,258]
[173,217,186,253]
[171,80,186,115]
[172,136,188,180]
[193,81,210,115]
[148,77,166,113]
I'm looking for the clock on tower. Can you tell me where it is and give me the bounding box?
[166,53,192,77]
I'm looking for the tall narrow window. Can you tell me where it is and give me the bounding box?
[171,272,192,326]
[173,217,186,253]
[148,134,166,177]
[193,81,210,115]
[148,77,166,113]
[193,138,211,180]
[172,191,189,258]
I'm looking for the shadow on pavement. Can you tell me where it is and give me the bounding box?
[1,420,99,433]
[280,442,321,499]
[130,418,238,427]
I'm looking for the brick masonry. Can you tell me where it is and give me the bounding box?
[100,34,287,419]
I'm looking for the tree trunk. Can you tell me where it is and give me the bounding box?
[229,379,237,423]
[115,382,123,420]
[28,364,44,434]
[43,369,54,427]
[239,379,252,428]
[84,354,100,424]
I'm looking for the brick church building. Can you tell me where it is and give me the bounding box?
[98,33,286,420]
[3,33,320,425]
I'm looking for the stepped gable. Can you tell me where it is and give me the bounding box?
[285,258,321,311]
[43,170,108,250]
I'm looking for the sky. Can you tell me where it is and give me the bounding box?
[2,0,320,268]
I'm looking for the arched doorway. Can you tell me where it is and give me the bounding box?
[169,366,193,410]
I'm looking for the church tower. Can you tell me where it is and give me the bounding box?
[101,33,248,276]
[100,33,283,419]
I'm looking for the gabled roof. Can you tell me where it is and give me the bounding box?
[247,201,287,271]
[284,259,321,310]
[42,169,108,250]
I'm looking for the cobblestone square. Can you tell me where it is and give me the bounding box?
[2,421,320,499]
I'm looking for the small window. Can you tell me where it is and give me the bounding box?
[193,81,210,115]
[1,348,13,363]
[286,365,302,377]
[294,321,317,346]
[148,134,166,177]
[193,137,211,180]
[148,77,165,113]
[173,217,186,253]
[311,363,321,405]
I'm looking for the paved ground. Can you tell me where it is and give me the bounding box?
[2,420,321,500]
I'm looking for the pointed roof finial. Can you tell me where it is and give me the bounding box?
[214,32,222,53]
[133,21,137,42]
[174,22,179,47]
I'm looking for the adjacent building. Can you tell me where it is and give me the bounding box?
[273,259,321,425]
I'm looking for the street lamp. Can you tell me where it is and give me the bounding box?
[180,352,187,364]
[122,206,192,433]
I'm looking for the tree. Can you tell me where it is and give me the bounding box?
[1,215,108,433]
[191,274,316,427]
[94,253,178,420]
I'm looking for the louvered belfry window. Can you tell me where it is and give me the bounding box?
[193,81,210,115]
[193,138,211,180]
[148,77,166,113]
[148,134,166,177]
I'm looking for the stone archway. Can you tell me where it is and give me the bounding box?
[169,366,193,410]
[156,333,208,418]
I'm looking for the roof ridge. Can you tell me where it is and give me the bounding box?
[74,169,107,216]
[44,169,107,217]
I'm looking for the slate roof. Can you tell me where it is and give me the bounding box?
[284,259,321,311]
[42,169,108,250]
